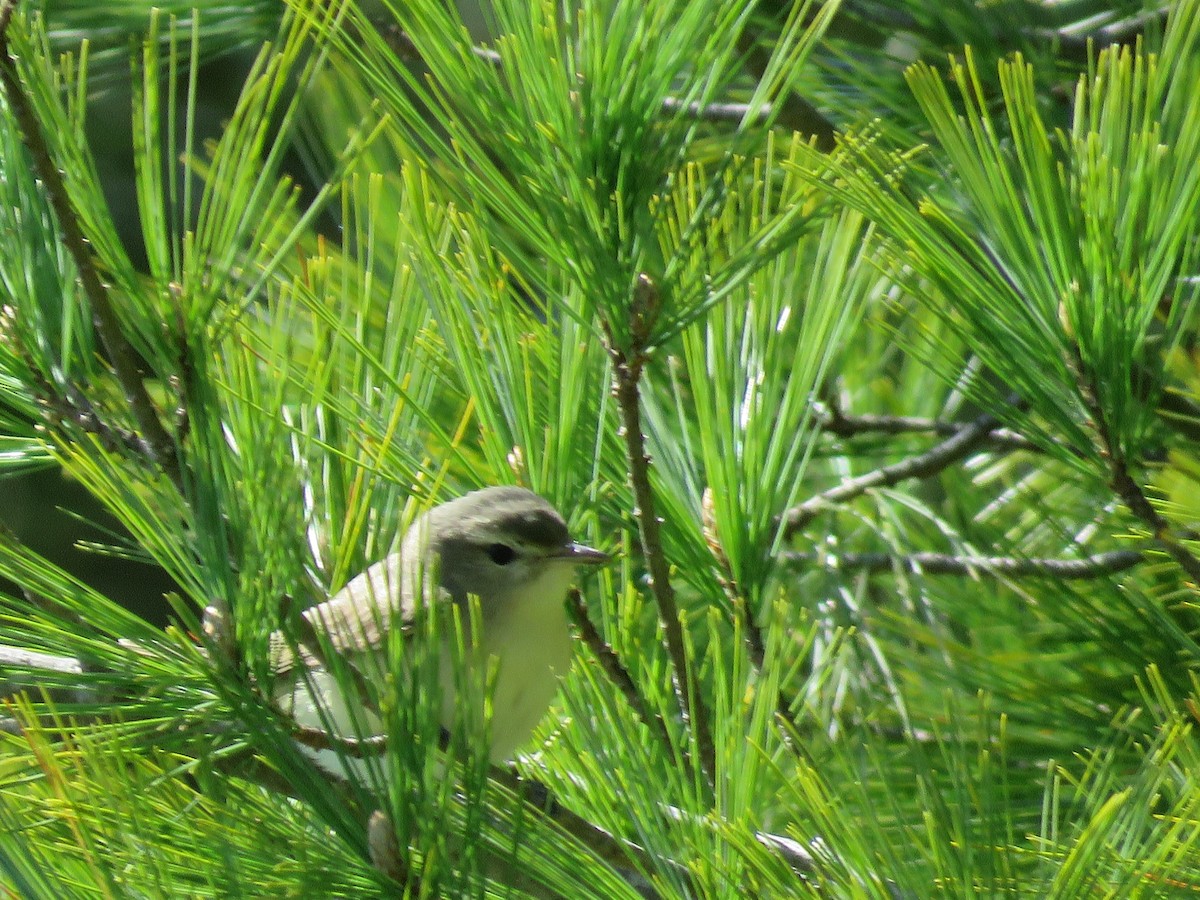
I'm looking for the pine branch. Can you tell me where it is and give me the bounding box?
[490,769,668,889]
[508,771,820,892]
[0,1,180,489]
[1066,343,1200,592]
[1,305,149,456]
[1041,5,1171,54]
[659,96,773,122]
[782,549,1146,579]
[819,403,1040,452]
[1105,451,1200,588]
[783,403,1014,537]
[565,589,676,757]
[375,20,829,141]
[289,724,388,757]
[604,275,716,787]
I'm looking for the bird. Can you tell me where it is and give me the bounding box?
[271,485,609,776]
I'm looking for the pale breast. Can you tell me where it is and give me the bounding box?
[476,563,575,761]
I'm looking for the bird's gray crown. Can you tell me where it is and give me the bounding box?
[423,485,570,551]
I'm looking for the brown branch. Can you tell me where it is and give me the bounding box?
[565,589,676,757]
[1038,5,1170,55]
[782,549,1146,580]
[603,276,716,787]
[492,769,699,897]
[0,645,84,677]
[660,96,775,124]
[0,2,180,488]
[489,769,650,872]
[287,734,665,897]
[287,730,668,896]
[820,406,1040,452]
[0,646,86,733]
[51,381,146,456]
[1110,466,1200,587]
[290,723,388,758]
[783,406,1009,537]
[3,291,145,459]
[1066,345,1200,592]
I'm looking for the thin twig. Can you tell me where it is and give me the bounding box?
[700,488,767,671]
[19,343,138,463]
[492,768,684,897]
[290,724,388,757]
[820,407,1039,452]
[52,381,146,455]
[660,800,819,878]
[783,406,1009,537]
[0,2,180,489]
[660,96,776,123]
[782,549,1146,579]
[1038,5,1170,54]
[0,645,84,676]
[0,645,86,731]
[248,728,664,897]
[603,276,716,786]
[3,286,146,458]
[1066,345,1200,591]
[565,590,675,756]
[1108,464,1200,587]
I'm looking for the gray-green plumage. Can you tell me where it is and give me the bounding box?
[273,486,607,772]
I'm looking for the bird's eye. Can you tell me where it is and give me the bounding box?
[486,542,517,565]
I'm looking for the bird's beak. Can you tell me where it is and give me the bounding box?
[554,542,610,565]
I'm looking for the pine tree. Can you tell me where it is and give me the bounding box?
[2,0,1200,896]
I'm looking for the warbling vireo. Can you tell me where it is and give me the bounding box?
[272,486,608,773]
